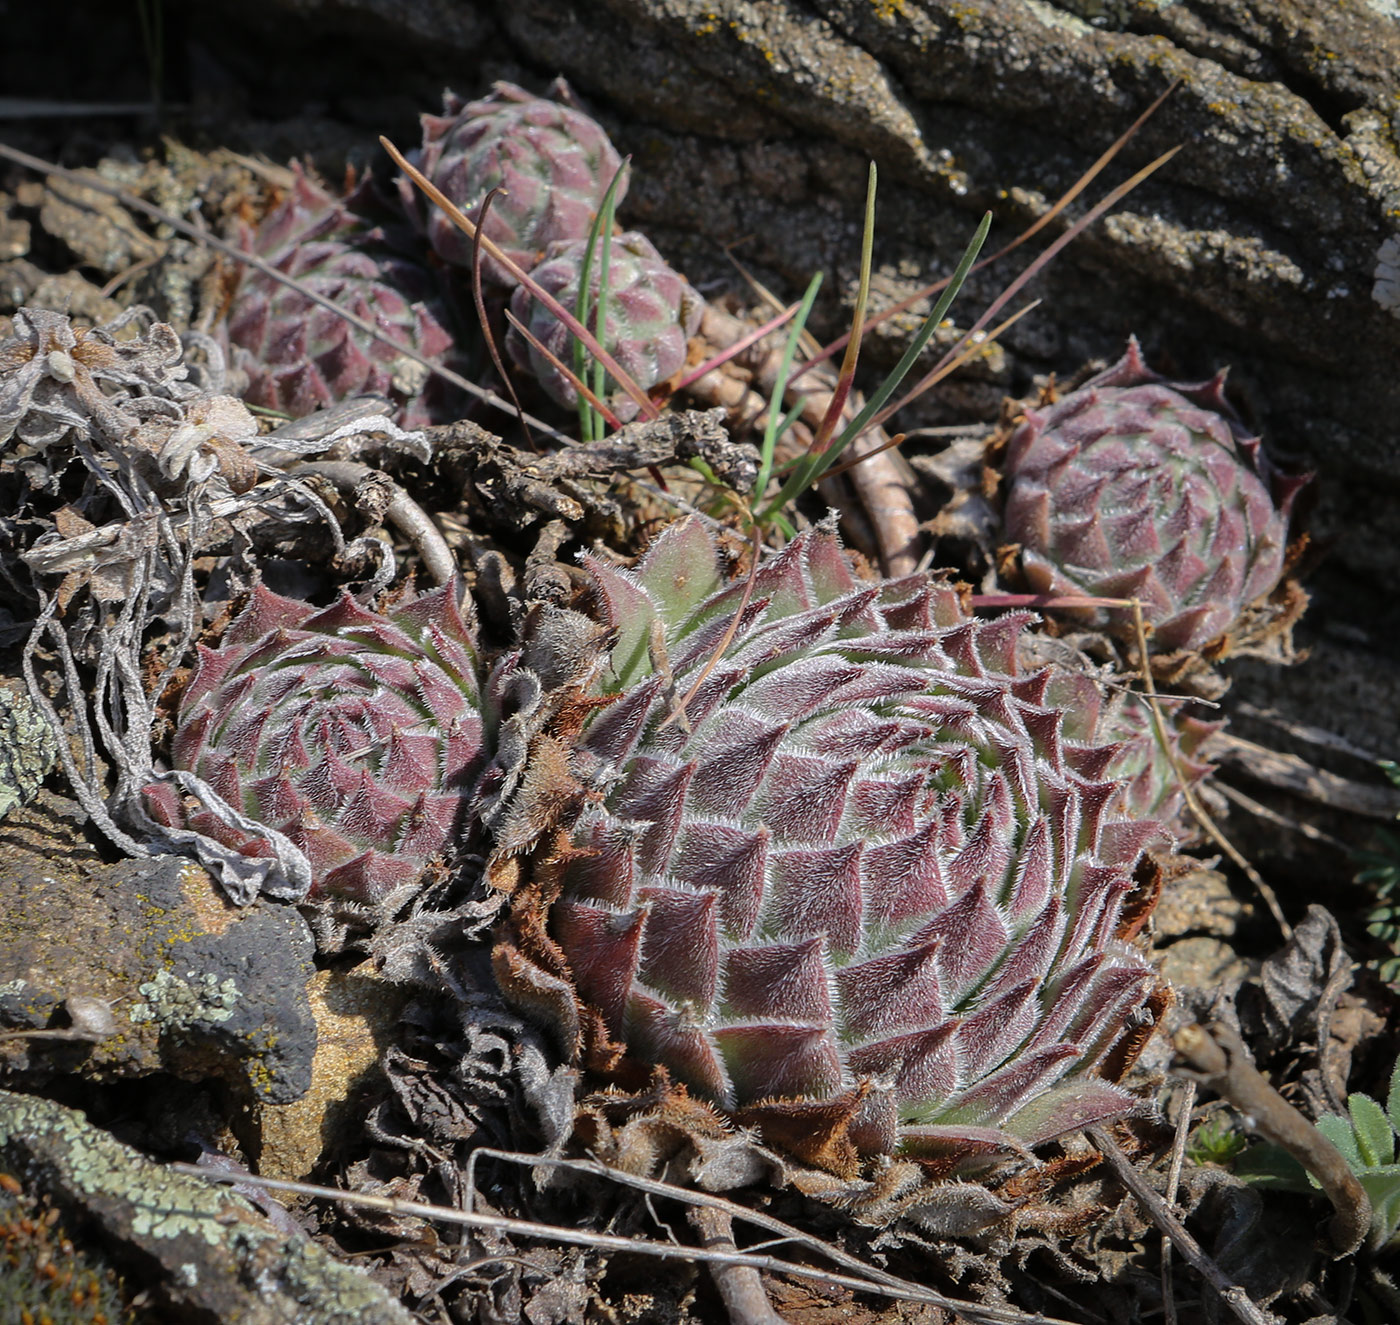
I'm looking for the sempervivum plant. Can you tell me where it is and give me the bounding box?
[143,582,486,904]
[498,519,1168,1173]
[416,81,626,287]
[1096,694,1219,838]
[225,168,457,427]
[1001,339,1306,655]
[507,232,704,419]
[1038,664,1220,843]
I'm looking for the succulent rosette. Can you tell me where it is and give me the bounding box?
[498,520,1168,1174]
[1001,339,1306,654]
[1098,695,1220,837]
[144,583,487,904]
[506,231,704,419]
[225,168,458,427]
[416,81,627,287]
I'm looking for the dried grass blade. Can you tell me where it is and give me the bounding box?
[872,148,1181,430]
[674,300,803,392]
[382,135,659,421]
[472,186,535,450]
[791,81,1181,384]
[820,300,1036,482]
[504,309,624,431]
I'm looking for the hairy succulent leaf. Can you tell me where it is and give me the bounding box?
[512,519,1167,1171]
[1001,338,1306,654]
[144,583,486,904]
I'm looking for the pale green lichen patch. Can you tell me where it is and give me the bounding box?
[0,1090,415,1323]
[0,1091,239,1247]
[1021,0,1094,35]
[0,684,58,822]
[129,969,240,1029]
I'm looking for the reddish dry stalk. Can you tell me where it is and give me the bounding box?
[695,305,921,574]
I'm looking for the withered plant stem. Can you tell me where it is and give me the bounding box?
[688,1206,788,1325]
[1160,1079,1196,1325]
[1087,1126,1283,1325]
[1171,1021,1371,1256]
[288,461,457,584]
[170,1163,1076,1325]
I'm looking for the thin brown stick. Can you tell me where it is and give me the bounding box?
[1160,1080,1196,1325]
[502,308,625,430]
[689,1206,788,1325]
[1087,1127,1282,1325]
[169,1163,1074,1325]
[1171,1022,1370,1256]
[1129,599,1291,940]
[471,185,536,451]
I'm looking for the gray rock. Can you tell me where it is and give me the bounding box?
[0,816,317,1104]
[0,1090,415,1324]
[0,681,57,822]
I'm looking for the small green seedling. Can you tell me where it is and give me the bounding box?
[1235,1055,1400,1252]
[1186,1114,1247,1166]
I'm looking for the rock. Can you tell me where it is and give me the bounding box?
[0,812,317,1105]
[0,1090,415,1324]
[0,681,57,822]
[255,964,410,1181]
[1158,935,1252,993]
[1154,866,1253,941]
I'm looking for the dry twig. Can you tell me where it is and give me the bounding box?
[1087,1127,1282,1325]
[289,461,457,585]
[173,1163,1077,1325]
[1130,600,1291,939]
[688,1205,788,1325]
[1172,1021,1370,1256]
[1160,1080,1196,1325]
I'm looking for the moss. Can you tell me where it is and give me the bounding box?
[0,1171,135,1324]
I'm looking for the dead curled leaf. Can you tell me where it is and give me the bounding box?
[22,507,162,608]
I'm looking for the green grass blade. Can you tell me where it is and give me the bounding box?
[575,161,628,441]
[760,210,990,521]
[754,270,822,500]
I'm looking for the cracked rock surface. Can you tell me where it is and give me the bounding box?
[0,802,318,1105]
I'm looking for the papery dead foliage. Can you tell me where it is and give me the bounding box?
[0,305,438,902]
